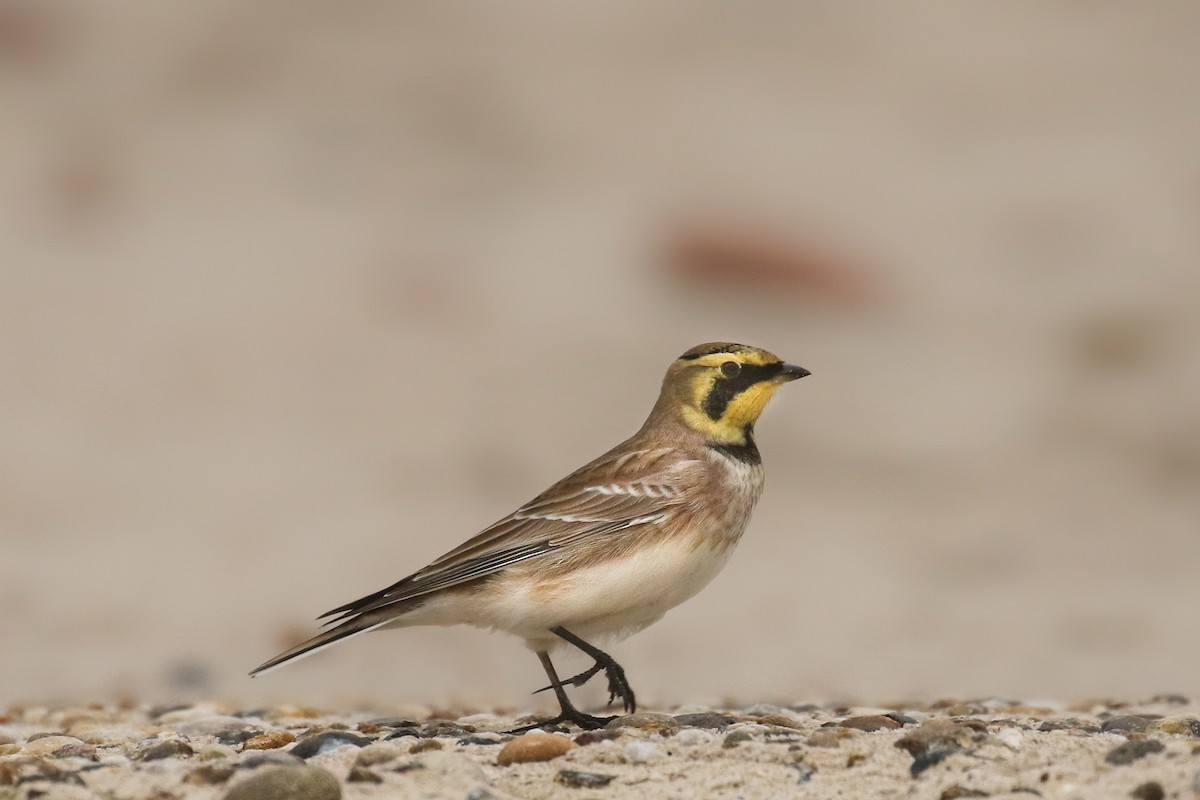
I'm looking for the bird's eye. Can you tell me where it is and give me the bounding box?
[720,361,741,378]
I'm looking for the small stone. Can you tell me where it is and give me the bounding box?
[755,714,804,730]
[1101,715,1155,733]
[218,729,265,746]
[556,769,616,788]
[223,764,341,800]
[940,785,988,799]
[354,743,403,767]
[185,764,236,785]
[1130,781,1164,800]
[1147,717,1200,736]
[573,729,621,746]
[895,720,976,757]
[465,788,501,800]
[347,765,382,783]
[806,729,853,748]
[410,739,443,753]
[368,717,420,729]
[20,735,87,756]
[1105,740,1165,766]
[175,716,256,737]
[421,722,470,738]
[674,729,716,747]
[624,740,661,763]
[674,713,735,729]
[135,739,195,761]
[606,713,681,735]
[723,729,755,748]
[199,745,237,761]
[290,731,372,759]
[242,731,296,751]
[496,732,575,765]
[50,741,96,758]
[884,712,919,726]
[0,744,19,756]
[839,715,901,732]
[383,727,422,740]
[240,752,305,770]
[459,733,504,745]
[1038,719,1100,733]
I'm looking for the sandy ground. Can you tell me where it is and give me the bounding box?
[2,0,1200,729]
[3,698,1200,799]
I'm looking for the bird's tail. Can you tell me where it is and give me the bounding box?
[249,613,395,678]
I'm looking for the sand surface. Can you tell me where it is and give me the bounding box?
[3,699,1200,799]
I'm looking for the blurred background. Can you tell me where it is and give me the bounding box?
[2,1,1199,712]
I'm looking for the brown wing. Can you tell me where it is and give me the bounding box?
[317,446,701,626]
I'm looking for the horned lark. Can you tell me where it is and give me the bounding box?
[252,342,808,730]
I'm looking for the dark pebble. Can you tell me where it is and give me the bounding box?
[218,729,264,746]
[556,769,616,788]
[420,722,471,738]
[223,764,341,800]
[135,739,194,761]
[940,785,989,799]
[910,745,960,777]
[839,715,901,732]
[233,709,270,719]
[1130,781,1165,800]
[885,712,919,726]
[346,766,383,784]
[367,718,420,728]
[1038,719,1100,733]
[459,734,505,746]
[573,730,621,746]
[1105,740,1165,766]
[290,731,373,759]
[185,765,236,786]
[383,727,422,740]
[1101,716,1155,734]
[674,713,736,729]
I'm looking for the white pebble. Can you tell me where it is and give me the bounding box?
[674,729,716,747]
[995,726,1023,749]
[624,740,661,763]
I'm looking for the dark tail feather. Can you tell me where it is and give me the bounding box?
[249,615,393,677]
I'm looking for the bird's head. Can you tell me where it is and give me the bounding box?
[651,342,809,445]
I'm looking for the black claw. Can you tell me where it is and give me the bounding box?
[508,710,615,734]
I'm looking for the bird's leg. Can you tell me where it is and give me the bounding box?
[548,626,637,714]
[510,651,615,733]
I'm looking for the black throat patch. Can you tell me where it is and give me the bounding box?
[702,362,783,421]
[710,426,762,465]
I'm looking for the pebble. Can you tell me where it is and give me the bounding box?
[1100,715,1155,733]
[354,742,404,767]
[422,722,471,738]
[1147,717,1200,736]
[1038,718,1100,733]
[606,713,681,735]
[807,729,854,748]
[410,739,444,753]
[290,731,372,759]
[496,732,576,765]
[242,731,296,750]
[134,738,194,761]
[556,769,616,788]
[939,784,988,799]
[367,717,420,728]
[346,765,382,783]
[755,714,805,730]
[674,728,717,747]
[673,713,735,729]
[20,735,88,756]
[185,764,236,785]
[383,727,422,740]
[624,740,661,763]
[174,716,257,737]
[839,715,901,732]
[460,732,505,745]
[723,730,755,748]
[223,764,342,800]
[218,729,265,746]
[1104,739,1165,766]
[1130,781,1164,800]
[574,729,621,746]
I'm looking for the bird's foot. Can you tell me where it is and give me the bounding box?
[508,709,616,734]
[602,660,636,714]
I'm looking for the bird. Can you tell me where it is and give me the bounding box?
[251,342,809,730]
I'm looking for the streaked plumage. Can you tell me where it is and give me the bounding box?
[252,342,808,729]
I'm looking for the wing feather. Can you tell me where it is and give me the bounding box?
[318,446,700,625]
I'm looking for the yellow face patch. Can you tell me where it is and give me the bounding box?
[676,346,787,443]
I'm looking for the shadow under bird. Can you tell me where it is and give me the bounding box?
[252,342,809,730]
